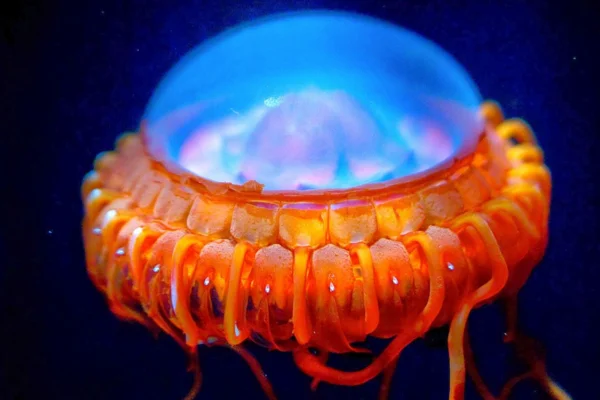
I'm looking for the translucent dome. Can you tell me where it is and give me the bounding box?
[143,11,483,191]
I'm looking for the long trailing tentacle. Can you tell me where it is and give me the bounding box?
[183,349,202,400]
[230,345,277,400]
[464,330,495,400]
[378,356,399,400]
[447,212,509,399]
[496,297,571,400]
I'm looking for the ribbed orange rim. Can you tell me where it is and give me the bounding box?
[81,101,569,400]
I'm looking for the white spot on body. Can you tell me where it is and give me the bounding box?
[448,263,455,271]
[234,323,240,337]
[392,276,399,285]
[83,170,97,183]
[171,279,178,313]
[265,284,271,294]
[329,281,335,293]
[153,265,160,273]
[204,277,210,286]
[115,248,125,256]
[88,188,101,201]
[103,209,117,224]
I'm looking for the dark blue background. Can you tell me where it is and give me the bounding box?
[2,1,598,399]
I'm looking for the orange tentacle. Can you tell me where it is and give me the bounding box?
[292,247,311,345]
[171,234,208,346]
[352,243,380,335]
[464,330,495,400]
[447,212,509,400]
[224,241,251,345]
[378,356,399,400]
[498,297,572,400]
[293,231,445,387]
[230,346,277,400]
[182,350,202,400]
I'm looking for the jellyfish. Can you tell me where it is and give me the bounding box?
[82,11,570,400]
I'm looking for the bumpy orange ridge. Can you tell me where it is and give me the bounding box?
[81,101,571,400]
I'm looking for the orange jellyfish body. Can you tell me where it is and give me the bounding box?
[81,101,570,399]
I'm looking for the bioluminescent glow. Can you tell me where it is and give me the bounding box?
[143,11,483,191]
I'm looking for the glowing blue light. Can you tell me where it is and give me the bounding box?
[144,11,483,191]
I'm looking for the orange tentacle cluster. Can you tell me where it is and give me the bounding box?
[82,101,567,399]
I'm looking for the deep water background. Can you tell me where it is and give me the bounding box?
[2,1,598,399]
